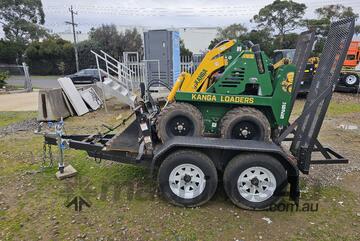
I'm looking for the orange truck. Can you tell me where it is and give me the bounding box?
[336,40,360,92]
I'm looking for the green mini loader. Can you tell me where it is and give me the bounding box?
[43,18,354,210]
[156,31,314,142]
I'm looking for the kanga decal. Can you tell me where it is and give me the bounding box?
[191,93,255,104]
[281,72,295,93]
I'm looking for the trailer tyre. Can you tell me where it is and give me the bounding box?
[223,153,287,210]
[343,74,359,87]
[220,107,271,141]
[156,102,204,142]
[158,150,218,207]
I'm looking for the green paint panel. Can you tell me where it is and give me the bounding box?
[208,51,274,96]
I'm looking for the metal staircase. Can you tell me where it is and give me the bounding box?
[91,50,139,107]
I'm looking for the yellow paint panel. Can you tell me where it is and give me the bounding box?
[242,53,254,59]
[167,73,185,102]
[179,40,236,93]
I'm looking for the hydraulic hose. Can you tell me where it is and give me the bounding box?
[252,44,265,74]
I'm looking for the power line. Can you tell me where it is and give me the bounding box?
[65,5,79,72]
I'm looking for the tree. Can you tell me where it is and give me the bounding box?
[208,23,248,49]
[315,4,358,21]
[0,71,8,88]
[208,38,222,50]
[273,33,299,50]
[57,62,66,75]
[77,39,101,70]
[239,28,276,56]
[217,24,247,40]
[0,40,24,64]
[119,28,143,55]
[180,39,192,57]
[253,0,306,44]
[0,0,47,44]
[88,25,142,59]
[305,4,359,35]
[25,37,75,75]
[304,4,360,54]
[89,24,121,58]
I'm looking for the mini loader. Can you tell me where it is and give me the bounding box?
[156,34,313,142]
[157,42,286,142]
[43,18,354,210]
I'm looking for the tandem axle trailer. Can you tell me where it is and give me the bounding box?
[43,18,354,210]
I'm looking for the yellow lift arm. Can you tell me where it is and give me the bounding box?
[167,40,236,102]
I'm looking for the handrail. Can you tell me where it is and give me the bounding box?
[100,50,136,75]
[94,50,134,81]
[99,69,127,88]
[91,50,119,70]
[91,49,143,93]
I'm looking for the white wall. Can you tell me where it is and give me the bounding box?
[178,27,218,54]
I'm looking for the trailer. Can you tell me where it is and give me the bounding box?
[43,18,354,210]
[335,40,360,92]
[336,68,360,92]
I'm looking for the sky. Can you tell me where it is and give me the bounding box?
[1,0,359,36]
[42,0,360,33]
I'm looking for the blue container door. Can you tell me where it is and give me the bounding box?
[172,31,181,85]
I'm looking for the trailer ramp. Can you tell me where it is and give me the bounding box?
[289,31,315,110]
[276,17,355,174]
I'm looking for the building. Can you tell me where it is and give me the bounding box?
[57,25,219,55]
[177,27,218,54]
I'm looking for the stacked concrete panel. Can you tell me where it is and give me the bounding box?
[37,88,71,121]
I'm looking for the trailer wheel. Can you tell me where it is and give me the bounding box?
[156,102,204,142]
[343,74,359,87]
[158,150,218,207]
[220,107,270,141]
[223,153,287,210]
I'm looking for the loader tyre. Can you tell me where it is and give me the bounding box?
[156,102,204,142]
[220,107,270,141]
[158,150,218,207]
[223,153,287,210]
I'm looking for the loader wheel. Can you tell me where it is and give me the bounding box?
[223,153,287,210]
[156,102,204,142]
[158,150,218,207]
[220,107,270,141]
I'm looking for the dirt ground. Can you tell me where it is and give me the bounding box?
[0,91,38,111]
[0,94,360,241]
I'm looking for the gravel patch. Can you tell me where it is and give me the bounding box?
[0,118,38,137]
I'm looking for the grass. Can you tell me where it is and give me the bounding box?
[0,111,37,128]
[327,101,360,116]
[5,155,354,241]
[292,95,360,118]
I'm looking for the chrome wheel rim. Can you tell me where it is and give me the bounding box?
[169,163,206,199]
[345,75,357,85]
[237,166,276,203]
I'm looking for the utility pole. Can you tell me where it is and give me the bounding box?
[66,6,79,72]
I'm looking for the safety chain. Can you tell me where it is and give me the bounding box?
[41,141,54,170]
